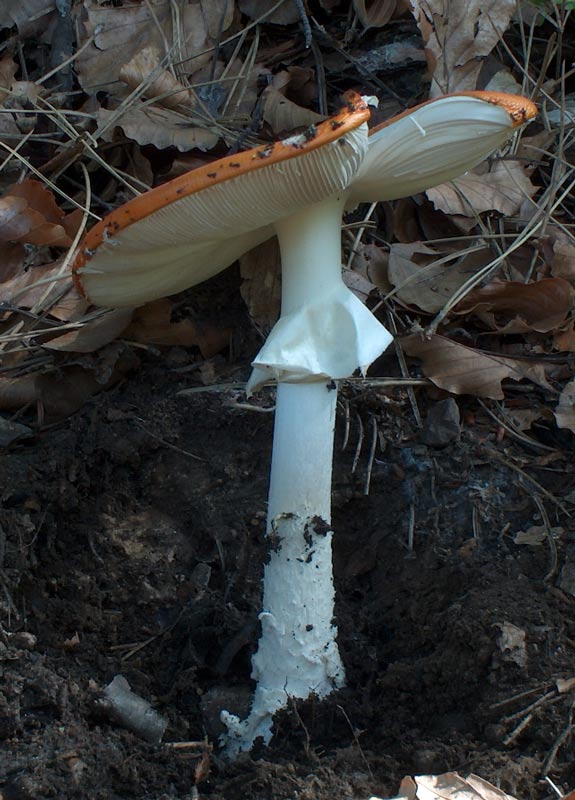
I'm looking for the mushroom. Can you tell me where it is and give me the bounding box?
[72,89,537,755]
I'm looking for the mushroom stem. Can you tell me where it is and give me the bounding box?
[222,381,344,756]
[222,196,361,755]
[276,194,346,314]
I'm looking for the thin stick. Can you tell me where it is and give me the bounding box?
[503,690,556,723]
[351,413,364,474]
[542,702,575,776]
[346,202,377,270]
[293,0,312,47]
[532,494,559,584]
[340,397,351,451]
[363,416,377,495]
[387,309,422,429]
[337,705,374,780]
[478,399,558,453]
[502,713,533,746]
[407,502,415,552]
[489,685,547,710]
[133,419,204,461]
[36,31,98,85]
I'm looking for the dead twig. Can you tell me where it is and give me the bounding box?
[502,712,534,746]
[133,418,204,461]
[351,412,364,474]
[532,493,559,584]
[542,699,575,776]
[363,415,378,495]
[293,0,312,48]
[489,685,548,711]
[337,705,374,780]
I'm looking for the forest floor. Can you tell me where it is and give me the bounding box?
[2,2,575,799]
[2,272,575,799]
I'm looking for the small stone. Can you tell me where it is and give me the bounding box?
[421,398,461,447]
[10,632,37,651]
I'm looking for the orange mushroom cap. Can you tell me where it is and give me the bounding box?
[73,93,371,305]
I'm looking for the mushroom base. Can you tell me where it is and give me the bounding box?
[221,381,345,756]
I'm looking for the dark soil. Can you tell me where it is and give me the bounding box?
[2,276,575,800]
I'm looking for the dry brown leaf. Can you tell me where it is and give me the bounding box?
[557,677,575,694]
[0,196,31,241]
[0,0,55,32]
[349,243,391,293]
[8,179,65,223]
[409,0,517,95]
[193,55,263,123]
[496,621,527,668]
[0,55,18,102]
[516,128,557,169]
[0,242,25,283]
[261,68,323,134]
[385,772,520,800]
[97,105,219,153]
[44,309,134,353]
[262,87,324,134]
[165,154,212,179]
[554,322,575,352]
[240,239,282,334]
[277,67,318,105]
[388,243,491,313]
[76,0,219,95]
[342,266,377,304]
[504,405,549,431]
[402,334,551,399]
[393,198,421,244]
[124,299,230,358]
[119,47,194,111]
[395,772,519,800]
[555,380,575,433]
[514,525,561,546]
[0,350,137,419]
[394,196,467,243]
[14,215,70,247]
[0,179,79,247]
[200,0,235,38]
[1,261,86,320]
[353,0,398,29]
[194,746,211,785]
[456,278,574,334]
[545,228,575,285]
[484,69,523,96]
[426,161,537,219]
